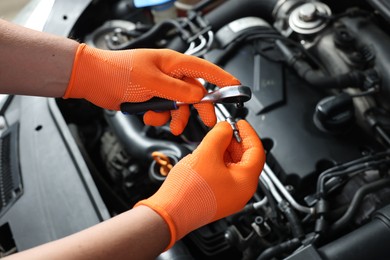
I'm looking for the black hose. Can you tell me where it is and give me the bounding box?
[256,238,301,260]
[275,40,366,89]
[278,200,305,240]
[211,29,279,65]
[258,182,295,241]
[204,0,279,31]
[169,0,280,52]
[292,59,364,89]
[104,111,191,166]
[330,178,390,233]
[259,180,279,225]
[193,0,216,12]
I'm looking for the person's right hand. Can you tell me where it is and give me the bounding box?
[63,44,240,135]
[135,120,265,249]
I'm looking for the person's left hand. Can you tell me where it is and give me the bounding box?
[64,44,240,135]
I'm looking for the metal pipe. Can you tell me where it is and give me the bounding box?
[194,31,214,57]
[260,172,283,203]
[253,196,268,210]
[263,164,314,214]
[185,35,207,55]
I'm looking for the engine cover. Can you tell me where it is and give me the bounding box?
[207,42,379,190]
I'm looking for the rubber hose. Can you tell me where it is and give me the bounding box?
[204,0,279,31]
[294,59,365,89]
[279,200,305,240]
[330,178,390,233]
[256,238,301,260]
[276,40,366,89]
[259,180,279,225]
[104,111,190,166]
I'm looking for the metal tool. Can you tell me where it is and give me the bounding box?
[120,85,252,115]
[215,103,243,143]
[226,117,242,143]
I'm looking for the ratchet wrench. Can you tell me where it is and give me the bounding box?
[120,85,252,115]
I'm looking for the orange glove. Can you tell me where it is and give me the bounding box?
[64,43,240,135]
[135,120,265,249]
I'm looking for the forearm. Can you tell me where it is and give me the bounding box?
[5,206,170,260]
[0,19,79,97]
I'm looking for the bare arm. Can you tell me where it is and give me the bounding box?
[0,19,78,97]
[0,19,241,135]
[4,206,170,260]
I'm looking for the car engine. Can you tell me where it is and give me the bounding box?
[2,0,390,259]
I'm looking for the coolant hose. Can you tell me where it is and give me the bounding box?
[204,0,279,32]
[275,39,366,89]
[104,110,190,166]
[292,58,365,89]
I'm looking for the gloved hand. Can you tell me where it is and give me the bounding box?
[64,44,240,135]
[135,120,265,249]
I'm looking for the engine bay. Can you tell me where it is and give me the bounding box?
[58,0,390,259]
[2,0,390,259]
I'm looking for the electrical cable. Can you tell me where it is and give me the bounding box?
[318,158,390,198]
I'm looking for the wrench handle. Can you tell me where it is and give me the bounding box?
[120,98,178,114]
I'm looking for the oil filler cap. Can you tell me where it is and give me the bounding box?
[314,93,355,134]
